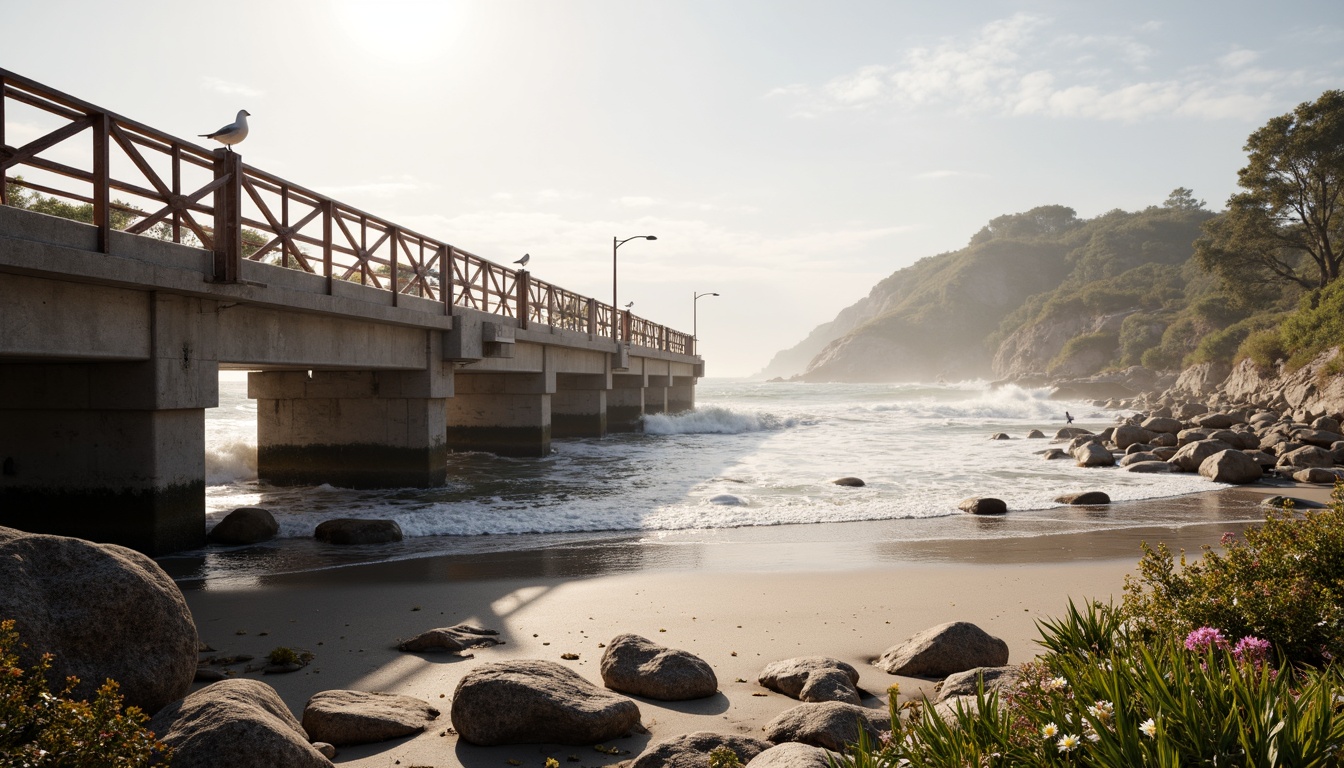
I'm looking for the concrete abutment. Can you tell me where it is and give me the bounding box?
[445,372,553,457]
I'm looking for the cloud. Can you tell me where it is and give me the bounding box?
[616,196,660,208]
[201,77,265,99]
[770,13,1308,122]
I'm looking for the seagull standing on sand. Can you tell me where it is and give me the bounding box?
[200,110,251,152]
[514,253,530,267]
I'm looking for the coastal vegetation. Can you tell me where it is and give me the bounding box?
[763,90,1344,386]
[837,486,1344,766]
[0,619,170,767]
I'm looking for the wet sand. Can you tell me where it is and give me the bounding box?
[177,482,1335,767]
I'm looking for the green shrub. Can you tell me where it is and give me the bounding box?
[1122,484,1344,665]
[0,619,170,767]
[1280,280,1344,370]
[832,602,1344,767]
[1236,327,1287,370]
[1187,312,1284,366]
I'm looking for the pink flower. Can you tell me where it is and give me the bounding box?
[1184,627,1229,653]
[1233,636,1271,662]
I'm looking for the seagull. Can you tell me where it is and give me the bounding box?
[513,253,530,267]
[624,301,634,309]
[200,110,251,152]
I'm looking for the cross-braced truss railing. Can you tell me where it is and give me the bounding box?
[0,68,694,352]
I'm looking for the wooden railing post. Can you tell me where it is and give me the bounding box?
[212,150,242,283]
[92,113,110,253]
[322,199,333,295]
[517,270,530,330]
[388,226,400,307]
[587,298,596,335]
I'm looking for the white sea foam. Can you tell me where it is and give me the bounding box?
[205,438,257,485]
[203,378,1224,544]
[642,406,799,434]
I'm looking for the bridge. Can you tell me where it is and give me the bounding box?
[0,69,704,555]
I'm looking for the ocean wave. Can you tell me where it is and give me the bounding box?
[642,406,800,435]
[865,384,1084,421]
[205,439,256,485]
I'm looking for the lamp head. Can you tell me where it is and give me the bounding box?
[711,292,719,296]
[644,235,657,241]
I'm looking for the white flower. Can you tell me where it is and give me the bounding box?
[1086,730,1100,743]
[1088,700,1114,722]
[1140,718,1157,738]
[1057,734,1080,752]
[1041,722,1059,739]
[1045,676,1069,691]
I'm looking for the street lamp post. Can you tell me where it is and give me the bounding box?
[693,291,719,356]
[612,234,656,341]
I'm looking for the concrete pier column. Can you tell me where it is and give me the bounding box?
[553,373,609,438]
[608,374,645,433]
[446,372,553,457]
[644,375,671,416]
[0,293,217,554]
[251,365,451,488]
[668,375,697,413]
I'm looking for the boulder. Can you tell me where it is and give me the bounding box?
[747,742,840,768]
[758,657,861,705]
[1141,416,1183,434]
[1067,435,1103,452]
[600,634,717,701]
[1168,439,1236,472]
[1277,445,1337,470]
[1054,491,1111,505]
[989,433,1010,440]
[1244,450,1278,469]
[0,527,197,713]
[149,679,332,768]
[1261,495,1327,510]
[314,518,403,545]
[929,695,981,725]
[1119,452,1159,466]
[1176,429,1210,447]
[1125,461,1177,473]
[874,621,1009,677]
[1198,450,1263,485]
[1124,442,1154,455]
[1150,432,1178,447]
[958,497,1006,515]
[207,507,279,545]
[1293,467,1343,484]
[763,701,888,752]
[398,624,503,654]
[1193,412,1236,429]
[302,690,439,746]
[1073,442,1115,467]
[1026,430,1046,439]
[832,477,865,487]
[1173,401,1210,420]
[1042,449,1068,460]
[1312,416,1342,433]
[1055,427,1094,440]
[935,666,1020,702]
[1272,441,1307,457]
[450,660,640,745]
[1293,429,1344,448]
[632,732,773,768]
[1152,446,1179,460]
[1112,425,1154,449]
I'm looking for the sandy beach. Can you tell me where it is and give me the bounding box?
[174,482,1336,767]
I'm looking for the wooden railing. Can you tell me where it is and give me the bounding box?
[0,68,694,352]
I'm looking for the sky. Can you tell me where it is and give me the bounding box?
[5,0,1344,376]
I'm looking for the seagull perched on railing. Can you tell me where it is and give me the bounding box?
[200,110,251,152]
[514,253,530,267]
[624,301,634,309]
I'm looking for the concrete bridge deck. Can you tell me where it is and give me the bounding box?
[0,203,701,554]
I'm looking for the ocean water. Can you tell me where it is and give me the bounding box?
[172,377,1263,585]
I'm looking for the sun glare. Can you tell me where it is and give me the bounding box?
[334,0,465,65]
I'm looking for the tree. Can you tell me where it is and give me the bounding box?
[1163,187,1205,211]
[1196,90,1344,291]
